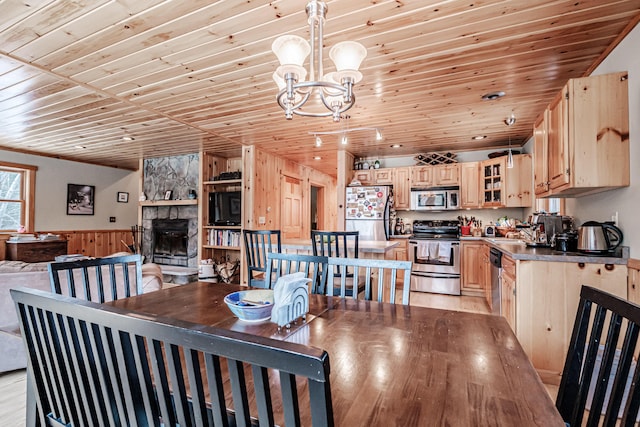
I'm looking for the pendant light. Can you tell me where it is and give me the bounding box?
[505,113,516,169]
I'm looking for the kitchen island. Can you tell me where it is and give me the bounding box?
[462,236,629,384]
[281,238,400,259]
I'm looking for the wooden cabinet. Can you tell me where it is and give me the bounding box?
[392,167,411,210]
[373,168,393,184]
[460,162,480,208]
[504,154,533,207]
[628,259,640,305]
[411,166,433,187]
[481,244,492,310]
[6,240,68,262]
[390,238,409,282]
[500,255,516,330]
[516,260,627,379]
[352,170,374,185]
[460,241,485,297]
[533,71,629,198]
[480,158,505,207]
[433,163,460,186]
[411,164,460,187]
[533,110,550,196]
[480,155,532,208]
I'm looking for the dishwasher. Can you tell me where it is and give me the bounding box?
[489,248,502,315]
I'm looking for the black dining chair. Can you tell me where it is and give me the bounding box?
[243,229,281,288]
[265,252,329,294]
[311,230,364,296]
[556,285,640,426]
[48,254,144,303]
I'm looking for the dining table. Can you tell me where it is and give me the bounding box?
[106,281,564,426]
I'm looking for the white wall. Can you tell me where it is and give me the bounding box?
[565,23,640,257]
[1,150,139,231]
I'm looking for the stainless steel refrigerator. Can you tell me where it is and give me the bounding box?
[345,185,391,241]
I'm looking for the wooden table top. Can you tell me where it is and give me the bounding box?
[107,282,564,426]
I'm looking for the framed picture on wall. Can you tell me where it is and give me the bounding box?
[67,184,95,215]
[117,192,129,203]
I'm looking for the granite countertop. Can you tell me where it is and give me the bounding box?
[282,239,400,254]
[461,236,629,265]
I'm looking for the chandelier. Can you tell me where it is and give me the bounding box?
[271,1,367,122]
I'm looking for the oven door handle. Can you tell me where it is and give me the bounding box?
[410,271,460,279]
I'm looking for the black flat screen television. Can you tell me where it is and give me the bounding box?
[209,191,241,226]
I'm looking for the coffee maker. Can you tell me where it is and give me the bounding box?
[530,213,564,245]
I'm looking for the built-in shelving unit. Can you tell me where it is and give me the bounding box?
[198,153,244,284]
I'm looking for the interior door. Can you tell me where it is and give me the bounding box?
[281,175,303,240]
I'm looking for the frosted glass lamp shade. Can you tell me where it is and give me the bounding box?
[272,35,310,67]
[272,71,286,90]
[329,41,367,72]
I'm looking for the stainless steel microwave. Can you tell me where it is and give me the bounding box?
[410,187,460,211]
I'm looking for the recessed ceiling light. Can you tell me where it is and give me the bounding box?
[74,145,86,149]
[314,156,322,160]
[481,91,505,101]
[122,136,135,141]
[472,135,487,140]
[390,144,402,148]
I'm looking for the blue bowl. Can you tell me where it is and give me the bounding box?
[224,289,274,322]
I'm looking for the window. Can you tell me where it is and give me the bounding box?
[0,162,37,232]
[535,197,565,215]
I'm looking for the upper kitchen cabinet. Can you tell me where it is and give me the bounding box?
[411,164,460,187]
[352,169,373,185]
[392,167,411,210]
[460,162,481,209]
[481,155,532,208]
[533,71,629,197]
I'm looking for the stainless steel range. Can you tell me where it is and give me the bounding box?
[408,219,461,295]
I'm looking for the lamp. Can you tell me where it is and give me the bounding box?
[504,113,516,169]
[272,1,367,122]
[308,126,383,146]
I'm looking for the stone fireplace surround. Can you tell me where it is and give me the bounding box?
[141,154,199,268]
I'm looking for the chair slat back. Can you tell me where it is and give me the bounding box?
[47,254,143,303]
[311,230,359,281]
[12,287,334,427]
[326,257,412,305]
[243,230,282,288]
[556,285,640,426]
[265,252,329,294]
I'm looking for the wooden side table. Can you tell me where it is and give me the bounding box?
[5,240,68,263]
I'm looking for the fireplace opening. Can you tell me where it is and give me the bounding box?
[152,219,189,266]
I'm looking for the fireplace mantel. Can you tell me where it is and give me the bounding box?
[139,200,197,207]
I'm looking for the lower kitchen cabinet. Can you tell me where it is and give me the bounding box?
[390,238,408,283]
[500,255,516,330]
[460,241,486,297]
[515,260,627,381]
[482,244,491,311]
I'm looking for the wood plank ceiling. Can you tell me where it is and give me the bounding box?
[0,0,638,176]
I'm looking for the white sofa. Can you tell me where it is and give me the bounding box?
[0,259,164,373]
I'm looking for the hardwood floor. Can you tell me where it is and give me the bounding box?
[0,369,26,427]
[0,291,555,426]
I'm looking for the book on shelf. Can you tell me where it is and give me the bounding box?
[208,229,241,247]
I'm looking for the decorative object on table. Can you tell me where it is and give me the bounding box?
[224,289,274,322]
[163,190,172,200]
[117,192,129,203]
[271,272,312,329]
[66,184,95,215]
[414,152,457,165]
